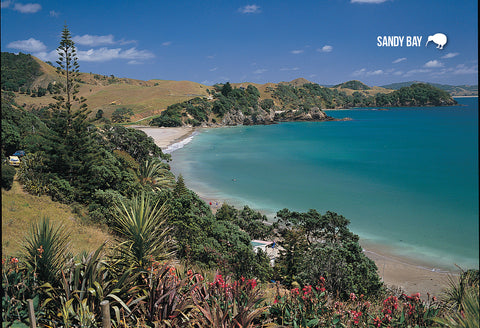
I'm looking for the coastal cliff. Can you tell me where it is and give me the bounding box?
[149,81,456,128]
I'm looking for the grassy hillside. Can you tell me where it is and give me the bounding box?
[3,52,469,126]
[2,178,113,258]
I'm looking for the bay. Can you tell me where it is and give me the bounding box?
[171,98,479,270]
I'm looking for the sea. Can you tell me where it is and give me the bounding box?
[169,97,479,271]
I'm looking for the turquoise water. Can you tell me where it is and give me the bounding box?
[171,98,479,270]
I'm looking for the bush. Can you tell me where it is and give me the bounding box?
[1,164,16,190]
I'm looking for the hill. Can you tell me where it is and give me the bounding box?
[334,80,371,90]
[2,180,113,257]
[0,52,463,125]
[381,81,478,97]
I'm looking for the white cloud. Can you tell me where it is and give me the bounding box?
[352,68,366,76]
[76,47,155,62]
[1,1,11,8]
[441,52,459,59]
[392,57,407,64]
[280,67,300,71]
[8,38,46,52]
[253,68,267,74]
[290,49,304,54]
[403,68,431,77]
[367,70,383,76]
[317,45,333,53]
[351,0,387,3]
[13,3,41,13]
[209,67,218,72]
[424,60,443,68]
[73,34,115,46]
[33,50,58,62]
[239,4,261,14]
[352,68,383,76]
[452,64,477,75]
[49,10,59,17]
[393,71,404,76]
[162,41,172,46]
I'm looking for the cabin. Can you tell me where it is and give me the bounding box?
[250,240,283,266]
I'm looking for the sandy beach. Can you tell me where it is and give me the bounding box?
[134,126,196,149]
[141,126,455,298]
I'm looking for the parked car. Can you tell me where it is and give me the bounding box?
[12,150,26,157]
[8,156,20,167]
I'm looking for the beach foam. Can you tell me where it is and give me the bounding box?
[164,131,199,154]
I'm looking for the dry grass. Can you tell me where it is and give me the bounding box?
[2,179,113,259]
[16,56,395,123]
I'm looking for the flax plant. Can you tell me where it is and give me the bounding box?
[112,192,176,269]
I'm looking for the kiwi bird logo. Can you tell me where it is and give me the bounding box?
[425,33,447,49]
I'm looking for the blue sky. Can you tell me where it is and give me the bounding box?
[1,0,478,86]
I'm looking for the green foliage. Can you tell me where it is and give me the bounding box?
[190,273,267,327]
[376,83,457,106]
[2,259,40,327]
[95,109,104,120]
[334,80,371,90]
[216,203,274,240]
[150,97,212,127]
[274,209,382,299]
[149,105,183,127]
[1,164,16,190]
[22,217,69,286]
[137,159,176,191]
[100,125,170,162]
[1,94,49,156]
[111,107,134,123]
[1,52,42,92]
[269,281,329,327]
[112,192,175,269]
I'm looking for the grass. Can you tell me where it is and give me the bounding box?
[2,178,113,259]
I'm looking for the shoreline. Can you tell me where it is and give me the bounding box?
[133,126,196,150]
[142,126,458,297]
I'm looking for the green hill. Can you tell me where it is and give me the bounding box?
[381,81,478,97]
[334,80,371,90]
[0,52,463,126]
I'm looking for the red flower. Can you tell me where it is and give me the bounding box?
[350,292,357,301]
[187,269,193,276]
[37,245,44,258]
[273,298,278,304]
[10,257,18,265]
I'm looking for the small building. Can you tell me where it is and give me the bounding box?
[251,240,283,266]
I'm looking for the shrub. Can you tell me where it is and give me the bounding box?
[1,164,16,190]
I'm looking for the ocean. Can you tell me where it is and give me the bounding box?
[170,97,479,271]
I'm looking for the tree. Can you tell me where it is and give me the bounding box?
[221,82,233,97]
[112,193,175,269]
[54,25,84,110]
[274,209,382,298]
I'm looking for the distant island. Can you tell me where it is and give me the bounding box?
[0,52,465,128]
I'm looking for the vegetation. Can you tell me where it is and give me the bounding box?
[382,81,478,97]
[334,80,371,90]
[2,26,476,327]
[375,83,456,106]
[1,164,16,190]
[1,52,42,92]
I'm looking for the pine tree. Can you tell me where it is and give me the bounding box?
[43,25,96,201]
[173,174,189,197]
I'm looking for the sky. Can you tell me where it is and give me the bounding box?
[1,0,478,86]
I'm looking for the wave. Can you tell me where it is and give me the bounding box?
[163,131,199,154]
